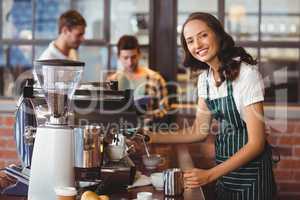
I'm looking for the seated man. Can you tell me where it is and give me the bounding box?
[108,35,169,120]
[108,35,172,169]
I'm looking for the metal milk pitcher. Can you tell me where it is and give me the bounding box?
[74,125,104,168]
[163,168,184,197]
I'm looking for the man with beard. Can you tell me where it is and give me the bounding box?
[39,9,86,60]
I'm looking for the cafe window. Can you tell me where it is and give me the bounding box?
[1,0,299,104]
[225,0,259,41]
[259,0,300,104]
[261,0,300,42]
[109,0,150,70]
[226,0,300,104]
[0,0,150,97]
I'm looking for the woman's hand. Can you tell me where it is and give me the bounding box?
[183,168,213,189]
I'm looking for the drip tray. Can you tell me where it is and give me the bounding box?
[101,156,136,190]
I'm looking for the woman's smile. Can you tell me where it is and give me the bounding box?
[196,48,209,57]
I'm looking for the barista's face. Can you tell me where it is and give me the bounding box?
[183,19,220,66]
[118,49,140,72]
[64,25,85,49]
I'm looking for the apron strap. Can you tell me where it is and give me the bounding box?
[206,70,210,100]
[226,79,233,96]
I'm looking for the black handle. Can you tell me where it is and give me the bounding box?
[143,134,150,142]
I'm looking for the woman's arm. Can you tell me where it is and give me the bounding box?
[184,101,266,187]
[149,98,212,144]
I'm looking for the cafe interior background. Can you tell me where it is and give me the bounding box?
[0,0,300,199]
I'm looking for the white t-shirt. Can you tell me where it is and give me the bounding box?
[197,63,264,120]
[34,41,78,86]
[38,41,78,60]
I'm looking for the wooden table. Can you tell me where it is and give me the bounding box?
[1,142,206,200]
[0,196,26,200]
[110,185,205,200]
[0,185,205,200]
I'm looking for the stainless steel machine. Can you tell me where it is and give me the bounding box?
[71,83,141,193]
[28,59,85,200]
[3,61,150,196]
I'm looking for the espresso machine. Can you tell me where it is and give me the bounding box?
[4,64,150,196]
[71,87,140,191]
[28,59,84,200]
[74,125,103,187]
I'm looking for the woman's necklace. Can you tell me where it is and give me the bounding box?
[212,70,222,87]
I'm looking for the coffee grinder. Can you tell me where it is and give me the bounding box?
[28,59,84,200]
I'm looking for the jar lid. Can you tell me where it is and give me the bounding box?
[35,59,84,66]
[54,186,77,196]
[137,192,153,200]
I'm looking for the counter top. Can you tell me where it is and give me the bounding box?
[0,196,26,200]
[0,185,205,200]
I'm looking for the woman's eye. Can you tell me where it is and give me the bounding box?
[186,40,193,44]
[202,33,208,37]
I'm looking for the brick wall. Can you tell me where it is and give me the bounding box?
[1,112,300,199]
[0,113,19,169]
[268,120,300,200]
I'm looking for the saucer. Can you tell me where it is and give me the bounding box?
[154,186,163,191]
[133,199,159,200]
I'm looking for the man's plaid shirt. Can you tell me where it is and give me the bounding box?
[144,69,169,118]
[109,67,169,119]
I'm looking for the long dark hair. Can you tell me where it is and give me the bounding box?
[181,12,256,85]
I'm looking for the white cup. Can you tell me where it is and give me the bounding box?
[142,154,162,170]
[54,186,77,200]
[107,145,126,161]
[137,192,153,200]
[150,172,164,190]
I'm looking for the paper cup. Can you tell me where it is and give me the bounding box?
[54,186,77,200]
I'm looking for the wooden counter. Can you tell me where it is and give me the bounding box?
[0,196,26,200]
[0,185,205,200]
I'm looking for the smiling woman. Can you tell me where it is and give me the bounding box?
[147,12,277,200]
